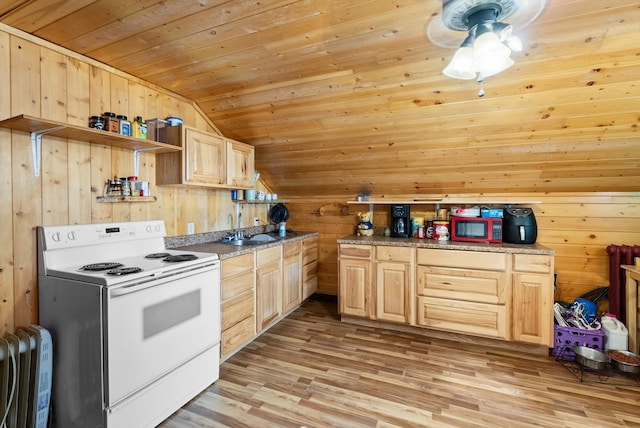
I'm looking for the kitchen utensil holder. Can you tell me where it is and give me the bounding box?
[552,325,605,359]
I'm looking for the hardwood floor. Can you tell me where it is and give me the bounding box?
[160,297,640,428]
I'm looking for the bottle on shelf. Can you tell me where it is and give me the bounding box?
[133,116,147,139]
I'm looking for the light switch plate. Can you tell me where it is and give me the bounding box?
[187,222,195,235]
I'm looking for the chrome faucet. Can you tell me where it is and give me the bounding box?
[235,212,244,240]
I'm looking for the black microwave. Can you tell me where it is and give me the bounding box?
[451,217,502,243]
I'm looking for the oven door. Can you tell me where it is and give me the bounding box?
[104,263,220,406]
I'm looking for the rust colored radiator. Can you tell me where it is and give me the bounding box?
[606,245,640,324]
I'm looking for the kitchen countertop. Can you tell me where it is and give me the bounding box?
[337,235,555,255]
[171,231,319,260]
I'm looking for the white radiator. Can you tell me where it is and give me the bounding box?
[0,326,52,428]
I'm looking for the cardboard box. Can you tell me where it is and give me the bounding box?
[480,208,503,218]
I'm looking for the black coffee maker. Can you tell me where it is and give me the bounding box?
[503,207,537,244]
[390,204,410,238]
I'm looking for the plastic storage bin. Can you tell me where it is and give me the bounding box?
[552,325,605,359]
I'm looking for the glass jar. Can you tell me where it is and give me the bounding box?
[89,115,105,130]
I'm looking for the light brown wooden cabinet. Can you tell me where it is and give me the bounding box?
[338,242,555,348]
[339,244,374,318]
[220,253,255,358]
[302,237,318,300]
[375,246,414,324]
[156,125,254,189]
[256,246,283,332]
[283,241,303,314]
[511,254,554,346]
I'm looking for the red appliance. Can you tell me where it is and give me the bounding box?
[451,216,503,243]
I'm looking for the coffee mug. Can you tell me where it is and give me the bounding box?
[245,189,255,200]
[266,193,273,201]
[257,191,266,200]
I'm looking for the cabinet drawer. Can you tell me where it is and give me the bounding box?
[303,277,318,300]
[416,296,508,339]
[340,244,372,259]
[221,290,254,330]
[303,259,318,281]
[222,315,255,357]
[257,246,282,267]
[221,270,254,302]
[284,241,302,258]
[512,254,552,274]
[376,246,413,262]
[417,249,506,271]
[416,265,507,304]
[221,253,254,280]
[303,237,318,264]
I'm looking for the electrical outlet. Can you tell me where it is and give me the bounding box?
[187,222,195,235]
[254,217,260,226]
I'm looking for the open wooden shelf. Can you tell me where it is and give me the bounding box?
[96,196,157,203]
[347,199,541,205]
[0,114,182,153]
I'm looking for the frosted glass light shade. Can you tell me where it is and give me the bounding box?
[443,47,476,80]
[473,32,514,77]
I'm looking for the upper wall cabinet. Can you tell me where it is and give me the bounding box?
[156,125,254,189]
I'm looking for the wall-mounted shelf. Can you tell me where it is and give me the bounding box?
[237,200,289,205]
[96,196,157,203]
[347,199,541,205]
[0,114,182,177]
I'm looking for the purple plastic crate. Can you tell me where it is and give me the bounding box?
[551,325,605,359]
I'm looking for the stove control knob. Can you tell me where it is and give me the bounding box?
[146,225,153,233]
[155,224,162,232]
[67,231,76,241]
[51,232,61,242]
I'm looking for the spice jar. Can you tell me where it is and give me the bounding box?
[117,115,132,136]
[102,112,119,133]
[89,115,105,130]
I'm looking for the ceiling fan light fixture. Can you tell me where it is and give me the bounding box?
[436,0,544,92]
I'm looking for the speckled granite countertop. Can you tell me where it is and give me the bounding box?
[168,230,319,260]
[337,235,555,255]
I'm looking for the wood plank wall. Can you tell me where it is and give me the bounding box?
[285,193,640,306]
[0,26,270,337]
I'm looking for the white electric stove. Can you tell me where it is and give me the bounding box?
[37,220,221,428]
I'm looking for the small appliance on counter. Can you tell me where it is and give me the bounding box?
[390,204,410,238]
[503,207,537,244]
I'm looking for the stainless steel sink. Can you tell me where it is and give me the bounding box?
[220,239,264,246]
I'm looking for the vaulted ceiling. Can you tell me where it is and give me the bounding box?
[2,0,639,198]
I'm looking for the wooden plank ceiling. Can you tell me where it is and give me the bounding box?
[2,0,639,198]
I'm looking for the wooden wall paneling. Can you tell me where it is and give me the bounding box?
[66,57,92,225]
[110,74,132,222]
[10,35,41,329]
[0,30,13,334]
[89,65,113,223]
[41,47,69,226]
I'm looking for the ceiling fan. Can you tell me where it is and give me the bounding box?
[427,0,547,96]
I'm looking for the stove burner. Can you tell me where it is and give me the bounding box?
[163,254,198,263]
[81,262,124,271]
[145,253,172,259]
[106,267,143,276]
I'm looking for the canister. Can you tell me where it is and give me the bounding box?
[102,112,119,133]
[433,221,450,241]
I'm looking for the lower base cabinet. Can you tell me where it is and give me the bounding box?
[338,243,554,347]
[221,236,319,361]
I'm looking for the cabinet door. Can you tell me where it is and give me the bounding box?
[184,128,226,186]
[512,273,553,346]
[283,242,302,313]
[339,258,373,318]
[376,261,412,323]
[226,140,254,189]
[256,260,282,331]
